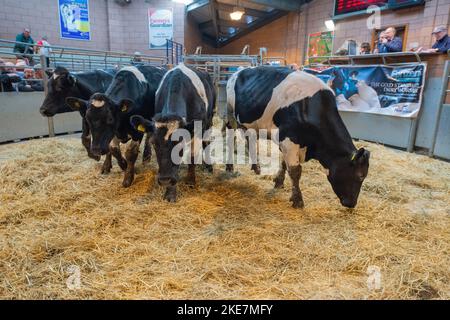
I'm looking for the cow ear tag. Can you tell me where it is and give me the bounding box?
[121,104,128,112]
[75,101,81,109]
[137,124,146,133]
[351,152,357,161]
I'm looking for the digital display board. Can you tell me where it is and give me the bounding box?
[335,0,388,15]
[334,0,424,17]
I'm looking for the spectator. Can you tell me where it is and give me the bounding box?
[360,42,371,55]
[377,27,403,53]
[0,62,21,92]
[131,51,143,66]
[13,28,35,64]
[418,25,450,54]
[36,36,52,67]
[18,68,36,92]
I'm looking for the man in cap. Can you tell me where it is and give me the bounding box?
[431,26,450,53]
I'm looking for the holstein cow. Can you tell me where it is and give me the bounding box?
[40,67,116,161]
[227,66,370,209]
[66,65,165,187]
[130,63,215,202]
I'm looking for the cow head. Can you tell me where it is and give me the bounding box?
[40,67,79,117]
[130,114,187,187]
[327,147,370,208]
[66,93,134,157]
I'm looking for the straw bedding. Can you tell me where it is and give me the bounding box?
[0,136,449,299]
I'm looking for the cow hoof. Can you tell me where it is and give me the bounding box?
[226,164,234,172]
[202,164,214,173]
[163,188,177,203]
[290,196,304,209]
[89,154,101,162]
[122,175,134,188]
[274,180,284,189]
[101,165,112,175]
[251,164,261,175]
[185,177,196,188]
[118,160,128,171]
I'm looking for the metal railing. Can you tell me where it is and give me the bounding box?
[0,38,166,72]
[166,39,184,66]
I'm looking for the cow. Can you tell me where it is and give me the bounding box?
[226,66,370,209]
[65,65,165,187]
[130,63,215,202]
[40,67,116,161]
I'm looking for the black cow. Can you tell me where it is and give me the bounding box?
[40,67,115,161]
[66,65,165,187]
[130,63,215,202]
[226,66,370,208]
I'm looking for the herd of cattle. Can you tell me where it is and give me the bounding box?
[39,63,370,209]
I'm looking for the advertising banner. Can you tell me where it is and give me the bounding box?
[58,0,91,41]
[149,8,173,49]
[304,64,426,118]
[307,31,334,64]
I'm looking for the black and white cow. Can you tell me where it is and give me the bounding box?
[227,66,370,208]
[40,67,116,161]
[66,65,165,187]
[130,63,215,202]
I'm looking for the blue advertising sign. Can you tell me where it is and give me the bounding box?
[304,64,426,118]
[58,0,91,41]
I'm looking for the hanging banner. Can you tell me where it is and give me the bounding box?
[307,31,334,64]
[149,8,173,49]
[58,0,91,41]
[304,64,426,118]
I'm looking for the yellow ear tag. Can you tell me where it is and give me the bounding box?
[137,124,146,133]
[351,153,356,161]
[75,102,81,109]
[121,104,128,112]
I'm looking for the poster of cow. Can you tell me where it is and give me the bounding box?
[58,0,91,41]
[148,8,173,49]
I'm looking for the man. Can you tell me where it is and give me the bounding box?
[377,27,403,53]
[431,26,450,53]
[13,28,35,63]
[360,42,371,55]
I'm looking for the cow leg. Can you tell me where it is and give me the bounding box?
[186,135,200,186]
[202,140,213,173]
[81,119,100,161]
[280,138,306,208]
[110,137,127,171]
[223,121,234,173]
[186,163,196,187]
[142,133,152,164]
[122,140,140,188]
[274,160,287,189]
[249,136,261,175]
[101,152,112,174]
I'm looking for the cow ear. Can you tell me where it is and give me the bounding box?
[45,70,53,78]
[351,148,369,164]
[130,115,155,134]
[119,99,135,114]
[66,97,87,114]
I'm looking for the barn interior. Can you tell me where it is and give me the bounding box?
[0,0,449,300]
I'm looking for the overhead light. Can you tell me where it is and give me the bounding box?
[325,20,335,31]
[172,0,193,5]
[230,7,245,20]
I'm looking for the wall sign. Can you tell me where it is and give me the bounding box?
[148,8,173,49]
[58,0,91,41]
[305,64,427,118]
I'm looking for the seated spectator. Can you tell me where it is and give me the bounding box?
[13,28,35,64]
[360,42,371,55]
[418,26,450,54]
[377,27,403,53]
[18,68,35,92]
[131,51,143,66]
[0,62,21,92]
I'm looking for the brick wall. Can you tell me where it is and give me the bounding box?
[0,0,186,56]
[218,0,450,65]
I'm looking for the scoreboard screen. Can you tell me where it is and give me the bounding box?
[334,0,388,15]
[334,0,424,16]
